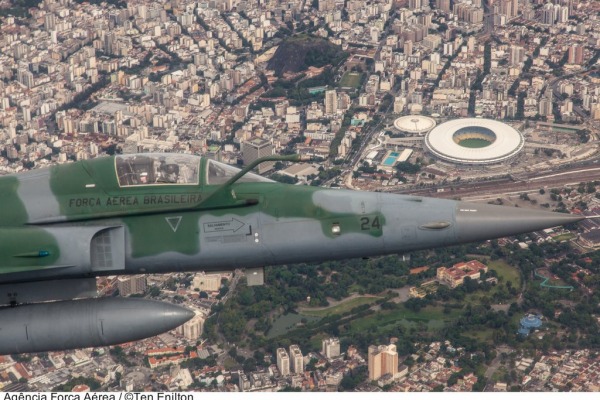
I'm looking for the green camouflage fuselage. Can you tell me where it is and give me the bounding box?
[0,153,586,355]
[0,153,583,287]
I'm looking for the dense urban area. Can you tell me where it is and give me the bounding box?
[1,0,600,393]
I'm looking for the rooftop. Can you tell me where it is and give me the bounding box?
[393,115,437,134]
[425,118,525,165]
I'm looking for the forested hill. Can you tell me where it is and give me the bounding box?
[267,34,348,77]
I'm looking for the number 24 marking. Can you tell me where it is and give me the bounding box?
[360,216,381,230]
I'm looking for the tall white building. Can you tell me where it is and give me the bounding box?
[325,90,338,115]
[403,40,413,55]
[500,0,519,19]
[409,0,423,10]
[368,344,398,381]
[510,46,524,66]
[322,337,341,359]
[318,0,335,12]
[44,13,56,31]
[541,3,555,25]
[242,136,274,174]
[557,5,569,23]
[176,312,205,340]
[277,348,290,376]
[239,372,250,391]
[17,68,34,88]
[289,345,304,374]
[436,0,451,13]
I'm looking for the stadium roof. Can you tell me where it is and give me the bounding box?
[394,115,437,134]
[425,118,525,165]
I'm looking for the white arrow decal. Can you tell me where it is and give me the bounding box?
[166,216,182,232]
[203,218,245,233]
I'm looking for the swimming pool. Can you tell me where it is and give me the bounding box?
[382,152,399,166]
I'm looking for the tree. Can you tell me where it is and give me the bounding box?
[279,386,301,392]
[148,286,161,297]
[447,372,461,387]
[305,357,318,371]
[228,347,238,358]
[339,366,367,391]
[472,375,487,391]
[243,357,257,373]
[396,162,421,174]
[270,174,299,184]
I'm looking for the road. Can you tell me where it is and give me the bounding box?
[221,268,242,303]
[296,293,381,312]
[343,10,399,170]
[390,287,411,303]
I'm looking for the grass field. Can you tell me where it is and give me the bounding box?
[457,138,492,148]
[464,328,495,342]
[267,313,321,338]
[487,260,521,288]
[544,277,571,287]
[348,305,460,333]
[339,72,362,88]
[223,357,239,370]
[299,296,380,317]
[553,233,575,242]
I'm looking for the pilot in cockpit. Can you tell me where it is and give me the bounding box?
[157,157,179,183]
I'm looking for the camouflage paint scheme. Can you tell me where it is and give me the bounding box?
[0,153,584,291]
[0,153,588,354]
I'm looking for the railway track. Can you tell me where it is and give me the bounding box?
[391,165,600,200]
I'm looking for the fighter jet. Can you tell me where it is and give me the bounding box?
[0,153,584,354]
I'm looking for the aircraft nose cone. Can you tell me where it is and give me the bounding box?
[100,298,196,341]
[156,302,196,329]
[455,202,584,243]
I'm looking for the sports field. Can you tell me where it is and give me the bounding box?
[457,138,493,148]
[339,72,362,88]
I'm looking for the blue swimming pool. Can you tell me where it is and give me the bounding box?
[382,152,399,166]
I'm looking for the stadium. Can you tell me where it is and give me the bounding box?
[393,115,437,136]
[424,118,525,165]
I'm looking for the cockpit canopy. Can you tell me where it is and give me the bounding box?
[116,154,200,187]
[115,153,273,187]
